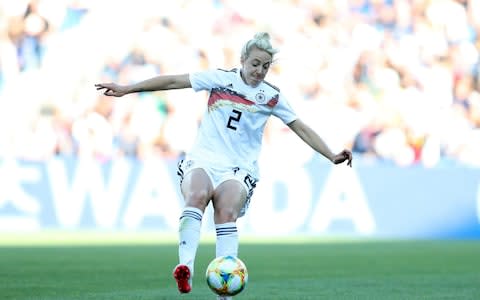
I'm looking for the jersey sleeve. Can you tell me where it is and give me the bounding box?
[272,93,298,125]
[189,69,224,92]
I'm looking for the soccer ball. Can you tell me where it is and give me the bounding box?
[205,255,248,296]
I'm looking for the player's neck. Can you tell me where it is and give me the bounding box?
[240,69,247,85]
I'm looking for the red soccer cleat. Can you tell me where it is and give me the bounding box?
[173,264,192,293]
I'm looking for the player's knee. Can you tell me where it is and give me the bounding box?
[185,190,210,207]
[214,207,239,223]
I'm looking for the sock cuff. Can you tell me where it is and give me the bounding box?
[215,222,236,229]
[180,206,203,221]
[215,222,237,236]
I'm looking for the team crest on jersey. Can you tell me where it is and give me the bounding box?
[255,92,266,104]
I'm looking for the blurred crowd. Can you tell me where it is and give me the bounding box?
[0,0,479,167]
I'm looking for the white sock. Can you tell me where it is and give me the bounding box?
[215,222,238,258]
[178,206,203,274]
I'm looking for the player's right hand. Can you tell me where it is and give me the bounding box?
[95,83,128,97]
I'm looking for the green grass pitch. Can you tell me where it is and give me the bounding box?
[1,232,479,300]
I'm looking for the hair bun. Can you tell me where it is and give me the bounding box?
[254,32,270,41]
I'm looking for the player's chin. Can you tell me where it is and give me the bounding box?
[250,80,261,87]
[251,77,264,85]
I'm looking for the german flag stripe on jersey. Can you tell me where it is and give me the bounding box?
[266,94,279,108]
[208,88,255,107]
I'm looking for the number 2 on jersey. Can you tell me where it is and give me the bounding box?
[227,109,242,130]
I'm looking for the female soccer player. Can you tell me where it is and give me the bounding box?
[95,32,352,299]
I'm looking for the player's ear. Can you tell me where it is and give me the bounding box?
[240,53,246,64]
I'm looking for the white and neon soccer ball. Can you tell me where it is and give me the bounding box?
[205,255,248,297]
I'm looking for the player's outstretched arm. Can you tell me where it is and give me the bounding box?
[95,74,192,97]
[288,119,353,167]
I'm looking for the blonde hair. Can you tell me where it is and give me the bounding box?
[241,32,278,61]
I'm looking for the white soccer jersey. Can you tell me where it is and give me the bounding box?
[188,68,298,178]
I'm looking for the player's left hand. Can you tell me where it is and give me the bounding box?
[332,149,352,167]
